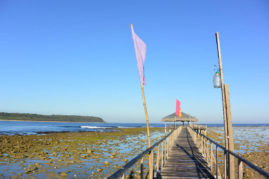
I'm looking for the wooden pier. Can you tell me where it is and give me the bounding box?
[109,125,269,179]
[160,127,214,178]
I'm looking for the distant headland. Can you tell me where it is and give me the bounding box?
[0,112,105,123]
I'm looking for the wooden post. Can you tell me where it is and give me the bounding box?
[224,84,235,179]
[204,138,207,162]
[216,32,229,177]
[206,141,209,163]
[201,136,203,154]
[203,137,205,156]
[203,137,206,158]
[161,142,164,167]
[168,136,170,151]
[140,84,153,179]
[140,157,144,179]
[211,143,213,172]
[167,136,170,157]
[151,150,154,177]
[238,160,243,179]
[216,146,218,179]
[164,122,166,136]
[204,138,206,157]
[196,131,199,145]
[164,138,168,161]
[156,145,160,175]
[224,150,227,179]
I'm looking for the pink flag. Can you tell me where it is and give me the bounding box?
[176,99,180,116]
[131,25,146,85]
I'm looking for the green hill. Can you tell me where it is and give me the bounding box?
[0,112,105,123]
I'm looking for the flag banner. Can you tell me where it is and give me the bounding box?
[131,25,146,85]
[176,99,180,116]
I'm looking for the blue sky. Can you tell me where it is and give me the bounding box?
[0,0,268,123]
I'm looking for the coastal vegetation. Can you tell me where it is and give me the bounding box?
[0,112,105,123]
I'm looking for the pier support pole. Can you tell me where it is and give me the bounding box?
[224,84,235,179]
[216,32,228,179]
[216,32,235,179]
[164,122,167,136]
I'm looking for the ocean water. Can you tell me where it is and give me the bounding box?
[0,121,165,135]
[0,121,268,135]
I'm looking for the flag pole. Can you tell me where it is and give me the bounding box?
[141,83,151,147]
[141,83,153,179]
[131,24,152,178]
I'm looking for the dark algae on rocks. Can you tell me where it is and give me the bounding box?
[0,127,164,178]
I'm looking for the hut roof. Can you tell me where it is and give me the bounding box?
[161,112,198,122]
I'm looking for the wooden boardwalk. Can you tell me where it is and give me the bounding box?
[160,127,214,179]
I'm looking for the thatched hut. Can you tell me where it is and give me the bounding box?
[161,112,198,123]
[161,112,198,131]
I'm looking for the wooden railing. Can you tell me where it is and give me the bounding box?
[190,124,207,131]
[188,126,269,179]
[108,126,182,179]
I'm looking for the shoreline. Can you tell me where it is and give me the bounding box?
[0,119,105,123]
[0,127,163,136]
[0,120,268,125]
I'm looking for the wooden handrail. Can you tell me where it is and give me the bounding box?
[108,126,182,179]
[187,127,223,178]
[189,126,269,179]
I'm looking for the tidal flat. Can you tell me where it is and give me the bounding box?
[1,126,268,178]
[207,126,269,178]
[0,127,164,178]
